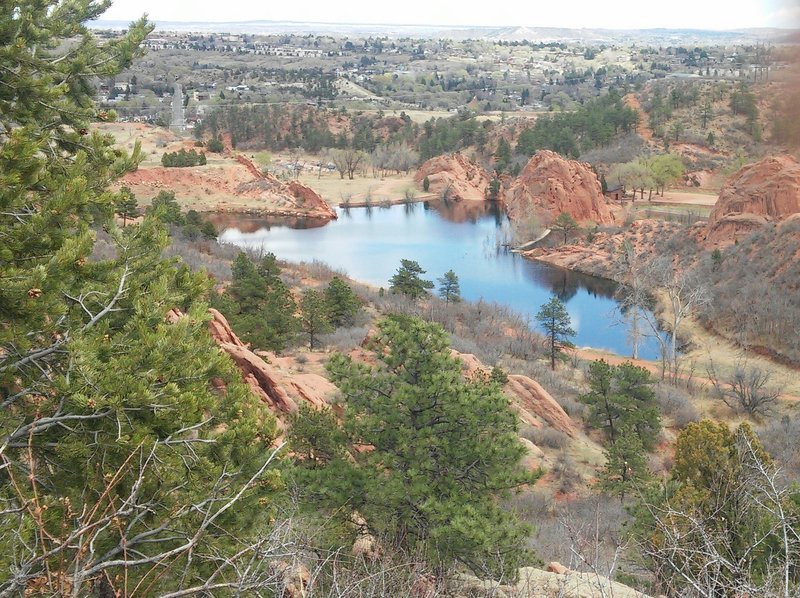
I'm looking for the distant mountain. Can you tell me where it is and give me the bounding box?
[89,19,798,44]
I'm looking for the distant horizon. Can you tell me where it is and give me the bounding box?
[91,17,800,33]
[98,0,800,32]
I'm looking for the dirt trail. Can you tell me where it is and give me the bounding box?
[652,191,718,206]
[573,326,800,404]
[624,93,653,141]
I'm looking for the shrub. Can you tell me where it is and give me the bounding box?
[520,425,570,450]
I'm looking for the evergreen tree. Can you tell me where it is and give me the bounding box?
[389,259,434,299]
[599,425,650,500]
[114,185,140,227]
[551,212,579,244]
[580,359,660,449]
[216,252,298,351]
[437,269,462,304]
[494,137,512,173]
[0,5,280,593]
[300,288,333,349]
[313,316,538,577]
[634,421,799,596]
[324,276,361,327]
[535,296,575,370]
[146,189,184,224]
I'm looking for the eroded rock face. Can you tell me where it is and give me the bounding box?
[235,155,337,220]
[706,154,800,245]
[505,375,577,438]
[205,309,335,417]
[505,150,614,225]
[415,153,501,202]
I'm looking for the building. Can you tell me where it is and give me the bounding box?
[604,183,624,201]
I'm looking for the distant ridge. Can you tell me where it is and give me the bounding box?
[89,19,798,44]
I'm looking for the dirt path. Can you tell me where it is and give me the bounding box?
[573,324,800,404]
[624,93,653,141]
[654,190,718,206]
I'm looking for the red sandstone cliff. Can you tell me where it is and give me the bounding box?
[505,150,615,225]
[206,308,335,421]
[706,154,800,245]
[415,153,501,202]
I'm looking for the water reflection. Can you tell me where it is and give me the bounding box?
[207,212,329,233]
[217,203,661,358]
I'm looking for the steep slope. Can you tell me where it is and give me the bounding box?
[706,154,800,245]
[505,150,615,225]
[415,153,501,202]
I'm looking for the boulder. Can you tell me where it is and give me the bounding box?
[415,153,501,202]
[505,375,577,437]
[505,150,614,225]
[706,154,800,245]
[546,562,569,574]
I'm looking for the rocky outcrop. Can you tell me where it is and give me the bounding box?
[706,154,800,245]
[452,566,651,598]
[505,375,578,437]
[206,309,335,418]
[546,562,569,575]
[448,350,577,439]
[505,150,614,225]
[118,154,336,221]
[235,154,337,220]
[415,153,501,202]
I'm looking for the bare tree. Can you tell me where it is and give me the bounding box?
[707,359,781,417]
[638,428,800,598]
[558,499,628,598]
[613,240,649,361]
[641,256,711,381]
[329,149,367,180]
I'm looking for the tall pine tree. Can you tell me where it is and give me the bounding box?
[0,4,280,593]
[307,315,538,578]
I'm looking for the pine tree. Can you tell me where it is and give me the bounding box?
[114,186,140,226]
[317,315,538,578]
[300,288,333,349]
[389,259,434,299]
[216,252,298,351]
[599,425,650,500]
[437,269,462,304]
[324,276,361,327]
[0,7,281,592]
[551,212,579,244]
[146,189,184,224]
[580,359,660,449]
[535,296,575,370]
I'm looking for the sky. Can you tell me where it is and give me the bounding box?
[100,0,800,31]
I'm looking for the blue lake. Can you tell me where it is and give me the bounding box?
[216,201,661,359]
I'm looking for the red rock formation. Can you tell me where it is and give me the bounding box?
[236,154,338,220]
[546,562,569,575]
[505,150,614,225]
[706,154,800,245]
[415,153,501,202]
[206,309,338,417]
[505,374,577,437]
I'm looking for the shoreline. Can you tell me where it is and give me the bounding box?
[521,245,800,399]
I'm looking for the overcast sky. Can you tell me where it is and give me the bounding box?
[101,0,800,31]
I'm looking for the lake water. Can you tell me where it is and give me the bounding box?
[216,201,661,359]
